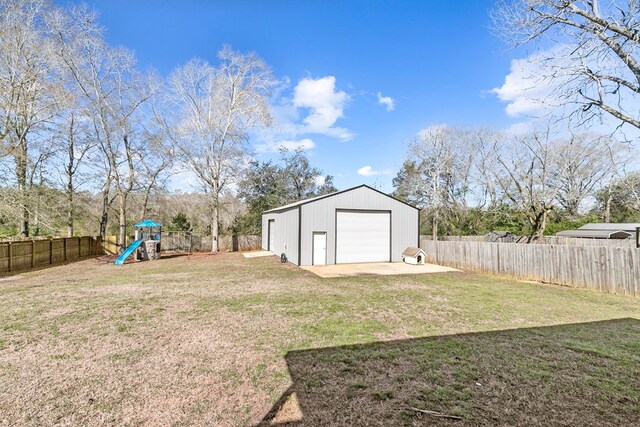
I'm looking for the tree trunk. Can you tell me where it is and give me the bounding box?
[118,192,127,253]
[66,147,74,236]
[33,182,41,237]
[67,187,74,237]
[432,211,438,241]
[536,210,548,239]
[603,185,612,222]
[211,203,219,253]
[16,138,29,238]
[99,174,111,240]
[66,115,75,237]
[526,213,538,243]
[527,209,549,243]
[140,180,155,219]
[33,206,40,236]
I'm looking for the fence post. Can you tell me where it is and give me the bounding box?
[31,240,35,268]
[78,237,82,258]
[7,242,12,272]
[50,239,53,264]
[64,238,67,261]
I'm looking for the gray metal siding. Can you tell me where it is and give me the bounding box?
[261,208,299,265]
[299,186,418,265]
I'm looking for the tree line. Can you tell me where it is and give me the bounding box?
[1,0,639,250]
[392,125,639,241]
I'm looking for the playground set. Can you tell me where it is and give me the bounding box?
[114,219,193,265]
[114,219,163,266]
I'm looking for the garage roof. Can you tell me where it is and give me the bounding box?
[578,223,640,233]
[262,184,418,214]
[556,229,632,239]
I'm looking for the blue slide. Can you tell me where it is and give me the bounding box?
[114,240,143,265]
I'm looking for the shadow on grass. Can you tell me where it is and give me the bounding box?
[258,318,640,426]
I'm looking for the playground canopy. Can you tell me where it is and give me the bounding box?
[135,219,162,228]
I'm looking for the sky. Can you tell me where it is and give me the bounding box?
[59,0,528,192]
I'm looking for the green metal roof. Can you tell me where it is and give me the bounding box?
[134,219,162,228]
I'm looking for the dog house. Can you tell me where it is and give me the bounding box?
[262,185,419,266]
[402,247,426,265]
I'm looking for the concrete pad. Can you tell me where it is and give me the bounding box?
[242,250,274,258]
[300,262,459,278]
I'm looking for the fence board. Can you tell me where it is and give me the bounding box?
[0,244,8,271]
[421,240,638,297]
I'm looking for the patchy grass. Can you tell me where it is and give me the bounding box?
[0,253,638,426]
[272,319,640,426]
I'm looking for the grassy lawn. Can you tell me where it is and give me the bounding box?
[0,253,638,426]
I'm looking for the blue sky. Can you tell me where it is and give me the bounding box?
[62,0,521,192]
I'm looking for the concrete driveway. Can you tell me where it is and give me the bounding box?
[300,262,459,278]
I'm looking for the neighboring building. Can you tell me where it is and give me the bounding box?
[262,185,419,266]
[556,223,640,239]
[486,230,517,243]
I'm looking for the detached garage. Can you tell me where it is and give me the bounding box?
[261,185,419,266]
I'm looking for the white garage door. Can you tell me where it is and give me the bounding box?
[336,211,391,263]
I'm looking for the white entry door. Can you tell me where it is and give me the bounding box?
[267,220,275,252]
[312,232,327,265]
[336,211,391,263]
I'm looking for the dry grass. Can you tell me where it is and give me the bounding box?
[0,253,638,426]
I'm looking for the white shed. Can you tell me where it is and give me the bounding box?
[262,185,419,266]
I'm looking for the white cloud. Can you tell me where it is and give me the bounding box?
[357,165,380,177]
[491,53,560,117]
[492,45,640,140]
[293,76,352,140]
[255,138,315,153]
[252,75,353,153]
[492,45,635,120]
[376,92,395,111]
[313,175,326,186]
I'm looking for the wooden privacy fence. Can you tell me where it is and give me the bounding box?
[191,235,262,252]
[103,234,261,254]
[0,236,102,274]
[421,240,639,297]
[422,235,637,247]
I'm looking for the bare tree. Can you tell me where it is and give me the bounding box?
[162,47,273,252]
[0,0,63,236]
[489,127,570,241]
[549,133,620,215]
[473,129,506,208]
[49,7,155,249]
[51,108,94,237]
[137,127,173,219]
[394,126,478,240]
[493,0,640,130]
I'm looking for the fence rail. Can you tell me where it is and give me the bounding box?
[420,240,639,297]
[0,236,102,274]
